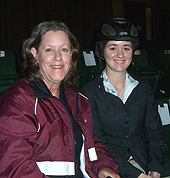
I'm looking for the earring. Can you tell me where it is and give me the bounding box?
[70,61,73,64]
[35,62,39,66]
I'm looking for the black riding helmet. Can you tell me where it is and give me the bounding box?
[96,18,139,59]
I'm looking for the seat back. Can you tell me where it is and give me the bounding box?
[77,49,105,88]
[131,68,161,95]
[149,49,170,71]
[157,98,170,158]
[0,49,20,95]
[0,49,16,75]
[133,49,151,68]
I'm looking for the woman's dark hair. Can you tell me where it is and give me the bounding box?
[22,20,79,88]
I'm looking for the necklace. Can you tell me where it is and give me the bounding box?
[116,80,125,99]
[118,82,125,94]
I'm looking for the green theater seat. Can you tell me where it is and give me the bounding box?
[0,49,20,94]
[157,98,170,158]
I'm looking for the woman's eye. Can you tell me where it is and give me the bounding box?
[45,48,53,52]
[110,47,117,51]
[61,48,69,52]
[124,48,130,51]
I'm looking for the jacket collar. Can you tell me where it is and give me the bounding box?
[29,79,53,99]
[29,79,73,102]
[97,75,107,96]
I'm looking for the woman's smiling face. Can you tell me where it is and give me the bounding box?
[104,40,133,73]
[31,30,72,88]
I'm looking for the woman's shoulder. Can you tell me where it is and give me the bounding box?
[0,78,36,113]
[130,74,151,88]
[1,78,33,99]
[81,75,100,92]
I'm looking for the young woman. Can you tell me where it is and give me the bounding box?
[81,18,170,178]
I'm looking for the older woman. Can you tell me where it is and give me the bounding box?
[0,21,119,178]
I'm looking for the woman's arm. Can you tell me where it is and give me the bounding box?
[0,88,46,178]
[144,82,165,175]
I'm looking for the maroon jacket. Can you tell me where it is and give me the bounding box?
[0,79,118,178]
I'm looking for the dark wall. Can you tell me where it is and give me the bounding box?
[0,0,113,52]
[151,0,170,49]
[1,0,170,52]
[124,1,148,49]
[124,2,147,40]
[123,0,170,50]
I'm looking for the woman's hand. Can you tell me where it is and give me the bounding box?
[138,173,152,178]
[136,171,161,178]
[98,168,120,178]
[150,171,160,178]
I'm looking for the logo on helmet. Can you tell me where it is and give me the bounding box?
[119,32,128,36]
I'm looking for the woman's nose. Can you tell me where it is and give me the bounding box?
[117,49,124,58]
[54,51,62,61]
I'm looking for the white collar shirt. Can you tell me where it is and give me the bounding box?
[102,68,139,103]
